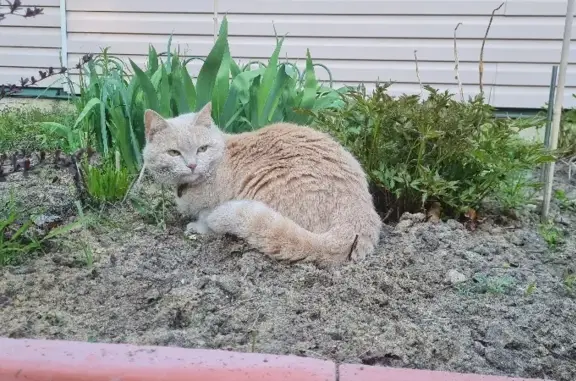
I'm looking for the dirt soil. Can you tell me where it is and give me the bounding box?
[1,162,575,381]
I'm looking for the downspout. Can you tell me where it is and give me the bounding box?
[59,0,69,94]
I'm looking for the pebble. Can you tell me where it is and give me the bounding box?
[446,269,467,285]
[399,212,426,222]
[555,215,571,226]
[393,219,413,233]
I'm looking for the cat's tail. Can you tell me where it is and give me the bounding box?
[204,200,381,264]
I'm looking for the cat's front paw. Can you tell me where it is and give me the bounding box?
[184,220,212,236]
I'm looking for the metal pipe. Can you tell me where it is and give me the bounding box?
[540,65,559,184]
[544,66,559,149]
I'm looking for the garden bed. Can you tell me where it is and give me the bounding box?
[1,159,575,381]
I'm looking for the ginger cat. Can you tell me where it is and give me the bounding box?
[142,102,382,265]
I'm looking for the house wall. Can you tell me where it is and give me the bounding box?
[3,0,576,108]
[0,0,63,89]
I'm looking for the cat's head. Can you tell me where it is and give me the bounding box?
[142,102,225,185]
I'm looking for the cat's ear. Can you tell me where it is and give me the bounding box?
[144,109,168,141]
[194,102,213,128]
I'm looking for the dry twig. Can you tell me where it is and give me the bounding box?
[414,50,423,98]
[453,22,464,102]
[479,2,504,94]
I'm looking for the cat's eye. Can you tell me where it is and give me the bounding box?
[197,145,209,153]
[167,149,181,156]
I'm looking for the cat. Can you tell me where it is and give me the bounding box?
[142,102,382,265]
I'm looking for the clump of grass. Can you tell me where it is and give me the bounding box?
[554,189,576,211]
[0,190,83,266]
[539,220,564,249]
[78,153,133,205]
[311,84,555,220]
[456,273,515,296]
[0,104,77,153]
[559,101,576,158]
[563,272,576,297]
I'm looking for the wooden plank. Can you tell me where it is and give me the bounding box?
[505,0,570,16]
[0,67,67,87]
[66,13,575,40]
[1,47,61,68]
[0,6,60,27]
[19,0,60,6]
[66,0,511,16]
[0,27,61,48]
[68,53,576,88]
[66,34,576,64]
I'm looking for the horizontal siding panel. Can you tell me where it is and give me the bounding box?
[67,53,499,85]
[67,0,512,16]
[64,72,572,109]
[505,0,570,16]
[0,6,60,27]
[67,34,575,64]
[66,0,570,16]
[72,53,576,88]
[0,27,61,48]
[0,0,60,85]
[66,13,574,40]
[0,68,67,87]
[24,0,60,5]
[352,83,576,109]
[1,48,61,68]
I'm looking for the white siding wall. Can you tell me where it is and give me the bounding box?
[0,0,63,88]
[6,0,576,108]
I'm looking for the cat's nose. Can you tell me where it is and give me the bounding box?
[187,162,197,170]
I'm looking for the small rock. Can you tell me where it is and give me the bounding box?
[212,276,241,297]
[484,347,519,373]
[417,230,440,251]
[555,215,571,226]
[508,232,524,246]
[393,219,413,233]
[399,212,426,222]
[33,214,62,230]
[446,269,467,285]
[0,295,12,308]
[446,219,463,230]
[144,288,161,303]
[8,266,36,275]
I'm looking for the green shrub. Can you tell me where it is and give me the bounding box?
[67,50,144,173]
[310,84,555,219]
[560,99,576,157]
[62,16,348,175]
[133,16,348,135]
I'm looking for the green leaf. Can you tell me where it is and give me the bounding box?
[73,97,101,129]
[159,66,172,116]
[43,219,85,240]
[256,34,285,123]
[130,59,160,112]
[213,43,232,126]
[182,65,197,111]
[299,49,319,110]
[147,44,159,73]
[172,71,192,114]
[220,69,262,129]
[260,64,291,126]
[195,16,229,111]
